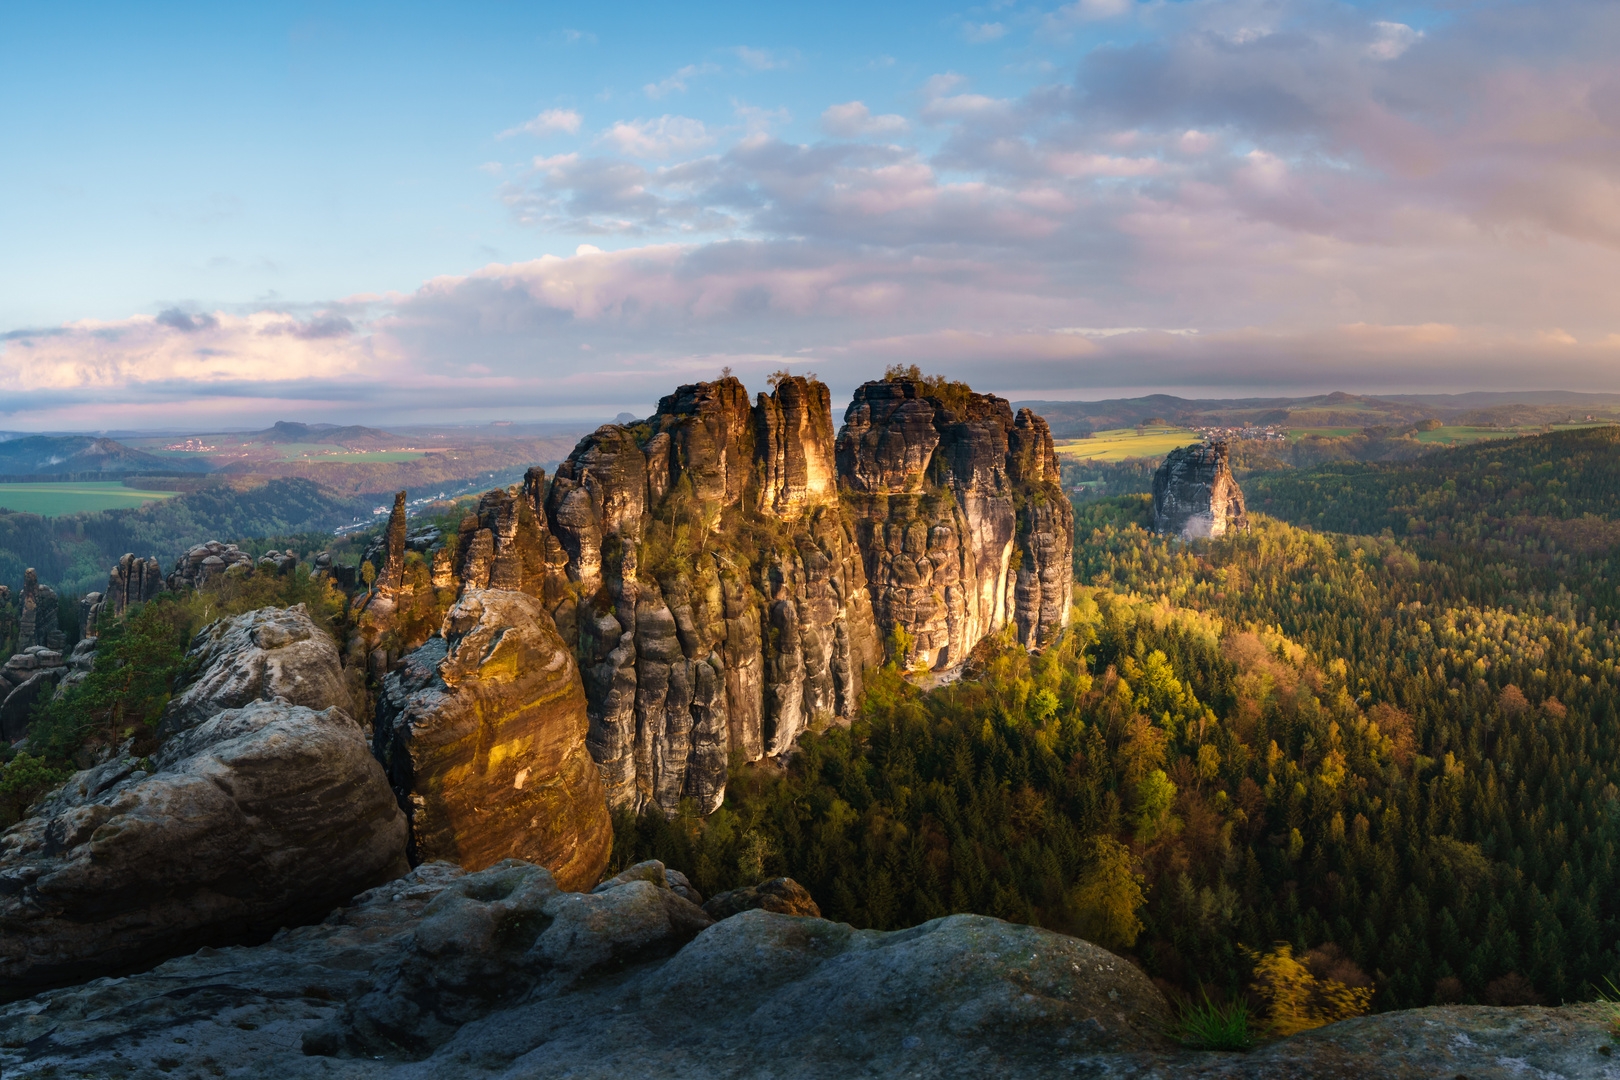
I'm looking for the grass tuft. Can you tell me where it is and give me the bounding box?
[1173,991,1256,1052]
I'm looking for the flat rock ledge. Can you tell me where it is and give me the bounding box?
[0,857,1609,1080]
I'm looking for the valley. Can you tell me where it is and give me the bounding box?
[0,377,1616,1076]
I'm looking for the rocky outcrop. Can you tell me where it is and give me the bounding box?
[0,646,67,742]
[1,861,1607,1080]
[702,876,821,920]
[157,604,354,738]
[14,568,63,652]
[356,374,1068,820]
[0,699,408,1001]
[540,376,880,815]
[166,540,257,590]
[373,589,612,892]
[1153,441,1249,539]
[0,857,1197,1078]
[837,379,1074,667]
[86,553,166,633]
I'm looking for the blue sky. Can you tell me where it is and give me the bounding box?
[3,1,1618,429]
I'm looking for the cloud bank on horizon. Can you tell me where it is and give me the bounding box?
[3,0,1619,429]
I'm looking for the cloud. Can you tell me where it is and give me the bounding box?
[1051,0,1132,26]
[9,0,1620,428]
[598,116,715,160]
[821,101,909,138]
[498,108,583,139]
[962,22,1007,44]
[644,63,720,100]
[558,29,596,45]
[734,46,795,71]
[1368,21,1422,61]
[155,309,219,332]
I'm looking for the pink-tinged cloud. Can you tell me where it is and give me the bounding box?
[4,0,1620,428]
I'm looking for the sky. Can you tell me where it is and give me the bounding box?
[2,0,1618,430]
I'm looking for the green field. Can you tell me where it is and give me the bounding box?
[1054,427,1203,462]
[0,482,179,516]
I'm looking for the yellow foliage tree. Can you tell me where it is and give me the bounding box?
[1246,943,1374,1036]
[1071,838,1146,950]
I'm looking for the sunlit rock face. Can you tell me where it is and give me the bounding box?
[358,374,1070,821]
[836,379,1075,669]
[373,589,612,893]
[1152,441,1250,540]
[542,376,879,817]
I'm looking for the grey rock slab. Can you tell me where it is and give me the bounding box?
[159,603,353,736]
[0,699,408,999]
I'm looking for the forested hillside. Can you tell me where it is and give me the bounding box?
[617,425,1620,1012]
[0,479,368,596]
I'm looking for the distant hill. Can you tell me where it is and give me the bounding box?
[252,421,398,448]
[1013,390,1620,436]
[0,436,208,477]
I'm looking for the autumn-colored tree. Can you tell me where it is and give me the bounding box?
[1247,943,1374,1036]
[1071,838,1146,950]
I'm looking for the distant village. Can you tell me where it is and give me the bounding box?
[1193,424,1290,443]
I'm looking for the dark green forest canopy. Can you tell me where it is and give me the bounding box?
[618,425,1620,1011]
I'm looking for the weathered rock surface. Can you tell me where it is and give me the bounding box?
[0,699,408,1001]
[702,876,820,920]
[166,540,257,591]
[1153,441,1249,540]
[0,857,1199,1080]
[1,665,62,743]
[13,568,62,652]
[539,375,880,816]
[158,604,353,737]
[83,552,166,634]
[356,374,1068,819]
[837,379,1075,666]
[373,589,612,892]
[1,852,1607,1079]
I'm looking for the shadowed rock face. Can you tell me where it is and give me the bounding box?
[837,380,1074,667]
[0,700,408,1002]
[374,590,612,892]
[1153,441,1249,540]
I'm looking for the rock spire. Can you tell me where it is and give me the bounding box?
[1152,441,1249,539]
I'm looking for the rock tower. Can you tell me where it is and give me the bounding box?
[1151,441,1249,539]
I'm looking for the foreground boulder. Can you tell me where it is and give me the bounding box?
[1153,441,1249,540]
[159,604,354,736]
[0,699,408,1000]
[374,589,612,892]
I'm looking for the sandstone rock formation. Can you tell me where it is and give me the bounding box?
[354,373,1070,820]
[157,604,354,737]
[0,699,408,1001]
[0,646,67,742]
[374,589,612,892]
[82,552,166,634]
[14,568,62,652]
[1153,441,1249,540]
[166,540,257,590]
[702,876,821,920]
[541,376,880,815]
[837,378,1075,666]
[2,853,1605,1078]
